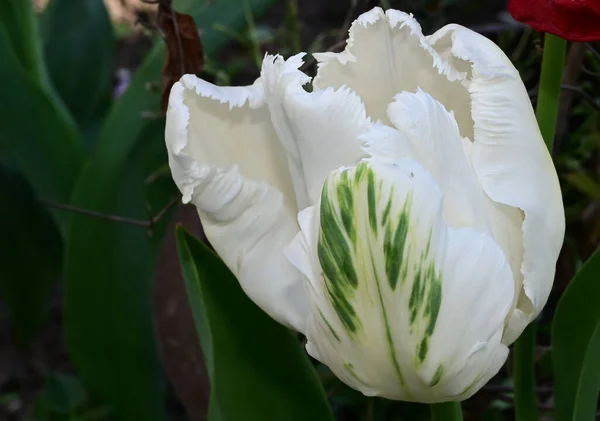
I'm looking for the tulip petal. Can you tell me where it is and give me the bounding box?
[165,75,310,332]
[331,6,564,342]
[427,24,565,342]
[386,89,489,231]
[261,54,369,208]
[383,90,525,339]
[313,8,473,139]
[288,158,514,401]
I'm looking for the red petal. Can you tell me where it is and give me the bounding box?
[508,0,600,42]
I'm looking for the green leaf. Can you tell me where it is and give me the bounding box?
[0,0,48,84]
[64,1,280,420]
[0,11,83,209]
[564,172,600,201]
[39,373,87,415]
[0,0,76,344]
[0,161,62,345]
[65,157,167,421]
[552,247,600,421]
[40,0,115,139]
[176,228,334,421]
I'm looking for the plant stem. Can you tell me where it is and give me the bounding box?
[514,323,539,421]
[366,398,375,421]
[535,33,567,151]
[242,0,261,70]
[430,402,463,421]
[286,0,301,55]
[513,32,566,421]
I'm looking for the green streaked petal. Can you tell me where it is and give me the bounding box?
[318,179,361,334]
[318,160,444,374]
[294,158,513,402]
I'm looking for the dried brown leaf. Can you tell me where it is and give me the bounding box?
[155,0,204,113]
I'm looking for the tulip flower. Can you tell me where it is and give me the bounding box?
[165,8,564,402]
[508,0,600,42]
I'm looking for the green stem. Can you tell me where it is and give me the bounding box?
[514,323,539,421]
[535,33,567,151]
[430,402,463,421]
[242,0,261,71]
[366,398,375,421]
[286,0,301,55]
[513,32,566,421]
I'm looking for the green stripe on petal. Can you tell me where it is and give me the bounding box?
[408,246,442,364]
[429,365,444,387]
[317,160,445,391]
[367,169,378,236]
[370,254,406,388]
[305,156,514,401]
[318,178,361,335]
[384,196,411,290]
[319,310,341,342]
[344,362,365,384]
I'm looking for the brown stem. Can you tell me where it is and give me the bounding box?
[40,196,180,231]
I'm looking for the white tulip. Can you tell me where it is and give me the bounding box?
[165,7,564,402]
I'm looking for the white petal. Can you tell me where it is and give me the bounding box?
[165,76,310,332]
[168,75,297,213]
[367,90,525,341]
[288,158,514,401]
[261,54,369,208]
[359,122,415,162]
[428,227,512,400]
[428,24,565,341]
[386,90,488,230]
[313,8,473,139]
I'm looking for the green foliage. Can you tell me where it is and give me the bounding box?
[40,0,115,144]
[0,0,48,85]
[35,374,87,417]
[1,0,282,419]
[552,247,600,421]
[61,1,281,420]
[0,12,83,209]
[0,161,62,345]
[176,227,335,421]
[33,373,112,421]
[0,0,79,344]
[65,159,168,421]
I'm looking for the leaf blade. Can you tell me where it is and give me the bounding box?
[552,247,600,421]
[0,0,48,84]
[63,1,281,420]
[0,24,83,208]
[0,161,63,344]
[40,0,115,134]
[176,228,335,421]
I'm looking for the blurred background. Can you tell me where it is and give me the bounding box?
[1,0,599,420]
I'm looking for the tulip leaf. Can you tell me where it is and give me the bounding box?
[176,227,335,421]
[65,151,168,421]
[552,247,600,421]
[40,0,115,140]
[0,1,75,344]
[64,0,281,419]
[0,0,48,85]
[0,9,83,209]
[0,160,63,345]
[564,172,600,201]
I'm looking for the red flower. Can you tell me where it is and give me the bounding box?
[508,0,600,41]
